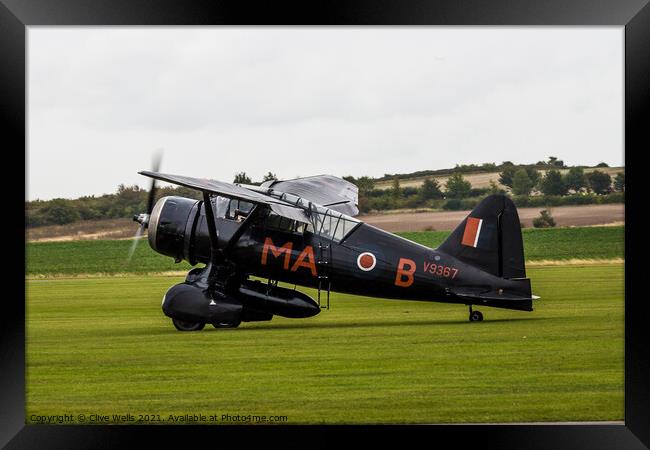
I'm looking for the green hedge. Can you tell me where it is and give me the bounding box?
[513,192,624,208]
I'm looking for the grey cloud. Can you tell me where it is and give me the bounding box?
[28,27,623,200]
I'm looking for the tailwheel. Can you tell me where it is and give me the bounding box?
[172,318,206,331]
[212,320,241,329]
[468,306,484,322]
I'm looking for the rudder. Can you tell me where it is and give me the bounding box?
[438,195,525,279]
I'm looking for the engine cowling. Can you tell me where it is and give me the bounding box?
[148,196,201,263]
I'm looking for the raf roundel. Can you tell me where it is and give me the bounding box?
[357,252,377,272]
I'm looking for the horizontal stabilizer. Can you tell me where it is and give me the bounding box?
[448,277,537,312]
[450,291,534,311]
[451,290,537,302]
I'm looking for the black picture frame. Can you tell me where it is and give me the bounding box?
[4,0,649,447]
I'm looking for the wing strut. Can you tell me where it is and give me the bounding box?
[202,193,265,294]
[201,192,227,294]
[225,205,263,252]
[202,192,221,263]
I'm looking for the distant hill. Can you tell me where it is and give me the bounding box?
[373,166,624,190]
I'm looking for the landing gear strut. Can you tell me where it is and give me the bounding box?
[468,305,483,322]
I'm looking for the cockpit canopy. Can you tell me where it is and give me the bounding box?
[214,193,360,243]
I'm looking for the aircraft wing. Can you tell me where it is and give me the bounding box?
[139,171,311,223]
[261,175,359,216]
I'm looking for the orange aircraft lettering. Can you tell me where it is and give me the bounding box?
[291,246,317,276]
[395,257,416,287]
[261,237,293,270]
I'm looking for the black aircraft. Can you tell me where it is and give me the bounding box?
[130,169,539,331]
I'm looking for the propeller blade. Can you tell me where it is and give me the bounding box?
[126,150,163,266]
[146,150,163,214]
[125,224,145,265]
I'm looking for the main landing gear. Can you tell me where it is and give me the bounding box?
[212,320,241,329]
[172,318,206,332]
[468,305,483,322]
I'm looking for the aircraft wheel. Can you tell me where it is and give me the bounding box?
[212,320,241,329]
[172,318,206,331]
[469,311,484,322]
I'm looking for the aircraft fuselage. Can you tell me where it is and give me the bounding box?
[190,209,533,311]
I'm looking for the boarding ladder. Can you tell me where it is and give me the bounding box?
[316,242,331,309]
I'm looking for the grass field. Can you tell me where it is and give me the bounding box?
[25,225,625,424]
[26,263,623,424]
[26,239,194,276]
[26,226,624,276]
[402,226,624,261]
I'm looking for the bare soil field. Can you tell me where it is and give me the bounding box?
[374,167,624,190]
[358,203,624,232]
[27,218,136,242]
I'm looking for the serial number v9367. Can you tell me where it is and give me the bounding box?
[423,261,458,279]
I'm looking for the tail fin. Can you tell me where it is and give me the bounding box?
[438,195,525,279]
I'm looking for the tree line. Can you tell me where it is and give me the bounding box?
[26,172,279,228]
[497,164,623,197]
[26,159,623,227]
[346,158,623,213]
[375,155,571,182]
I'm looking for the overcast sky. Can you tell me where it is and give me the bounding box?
[28,27,623,201]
